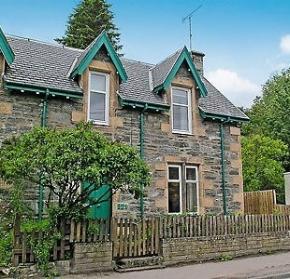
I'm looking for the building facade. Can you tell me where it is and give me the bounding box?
[0,27,249,217]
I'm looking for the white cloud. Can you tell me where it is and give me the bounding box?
[206,69,261,108]
[280,34,290,54]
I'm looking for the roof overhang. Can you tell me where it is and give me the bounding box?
[70,31,127,82]
[4,81,83,99]
[0,27,15,65]
[153,46,207,97]
[199,107,250,123]
[118,95,170,112]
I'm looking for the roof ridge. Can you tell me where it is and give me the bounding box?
[150,47,183,70]
[6,34,83,52]
[121,57,155,67]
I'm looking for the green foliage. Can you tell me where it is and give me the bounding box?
[0,122,150,217]
[241,69,290,202]
[219,253,233,261]
[21,219,61,276]
[0,229,12,267]
[243,69,290,147]
[55,0,122,52]
[242,69,290,167]
[87,221,101,235]
[242,134,288,202]
[0,182,32,267]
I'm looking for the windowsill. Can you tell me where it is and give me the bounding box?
[167,212,199,215]
[172,130,193,135]
[88,119,109,126]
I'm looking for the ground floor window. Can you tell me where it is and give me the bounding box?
[168,164,199,213]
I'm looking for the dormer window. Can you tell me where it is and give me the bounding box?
[88,72,109,125]
[171,87,192,134]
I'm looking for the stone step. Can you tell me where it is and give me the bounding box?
[115,264,165,273]
[116,255,163,269]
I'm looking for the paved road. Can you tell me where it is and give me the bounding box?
[63,252,290,279]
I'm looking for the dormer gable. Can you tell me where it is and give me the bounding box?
[0,26,14,66]
[69,31,127,82]
[150,46,207,97]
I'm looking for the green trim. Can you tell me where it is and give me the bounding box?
[70,31,127,82]
[154,46,207,97]
[219,123,227,215]
[4,81,83,99]
[139,111,145,217]
[38,91,49,220]
[119,96,170,112]
[199,108,249,123]
[0,27,14,65]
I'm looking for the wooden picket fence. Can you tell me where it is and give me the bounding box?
[13,220,71,265]
[159,214,290,238]
[12,219,110,265]
[69,219,110,242]
[12,214,290,264]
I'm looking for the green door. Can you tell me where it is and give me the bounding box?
[84,183,112,219]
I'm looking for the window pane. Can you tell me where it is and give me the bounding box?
[168,182,181,213]
[186,167,197,181]
[172,89,188,105]
[91,74,106,92]
[186,182,198,212]
[90,92,106,121]
[168,167,179,180]
[173,105,188,131]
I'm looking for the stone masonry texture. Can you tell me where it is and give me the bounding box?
[161,232,290,266]
[71,242,113,273]
[0,52,244,216]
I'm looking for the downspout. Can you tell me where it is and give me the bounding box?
[139,108,145,217]
[38,90,49,219]
[219,118,230,215]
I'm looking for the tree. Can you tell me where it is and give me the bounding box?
[55,0,122,52]
[242,134,288,203]
[242,69,290,147]
[0,123,149,217]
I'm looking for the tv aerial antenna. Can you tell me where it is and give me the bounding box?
[182,3,203,50]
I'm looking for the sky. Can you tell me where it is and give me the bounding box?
[1,0,290,108]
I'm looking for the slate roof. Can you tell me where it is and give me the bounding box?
[3,35,248,121]
[5,36,82,93]
[150,49,182,90]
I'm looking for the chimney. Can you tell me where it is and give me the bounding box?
[191,50,205,76]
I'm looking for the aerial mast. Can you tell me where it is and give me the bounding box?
[182,4,203,50]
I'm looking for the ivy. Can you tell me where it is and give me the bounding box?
[21,219,61,277]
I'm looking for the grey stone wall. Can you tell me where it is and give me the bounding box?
[0,86,82,211]
[0,60,243,217]
[162,232,290,266]
[71,242,113,273]
[113,108,242,216]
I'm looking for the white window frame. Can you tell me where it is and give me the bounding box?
[167,165,182,214]
[185,165,199,214]
[171,86,192,135]
[88,72,110,125]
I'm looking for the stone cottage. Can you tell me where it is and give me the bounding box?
[0,26,249,217]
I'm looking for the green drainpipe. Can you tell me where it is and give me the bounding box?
[219,122,228,215]
[139,110,145,217]
[38,91,49,219]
